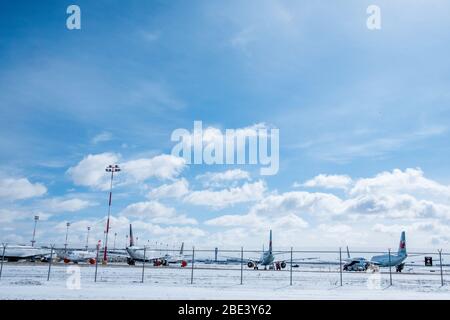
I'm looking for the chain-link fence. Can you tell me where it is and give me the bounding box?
[0,244,448,290]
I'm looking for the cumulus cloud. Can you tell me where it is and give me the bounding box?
[66,153,119,190]
[205,213,307,231]
[184,180,266,209]
[301,174,353,190]
[147,178,189,199]
[0,209,52,225]
[91,131,112,144]
[41,197,96,212]
[67,153,186,190]
[196,169,251,187]
[52,215,205,247]
[318,223,352,234]
[349,168,450,199]
[122,154,186,182]
[204,168,450,247]
[0,177,47,200]
[121,200,197,225]
[249,191,343,217]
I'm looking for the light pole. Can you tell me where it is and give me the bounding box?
[64,222,71,253]
[103,164,120,264]
[31,215,39,247]
[125,234,129,248]
[85,226,91,250]
[113,233,117,250]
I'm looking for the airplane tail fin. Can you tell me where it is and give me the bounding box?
[346,246,350,259]
[269,230,273,254]
[180,242,184,255]
[129,224,134,247]
[397,231,406,256]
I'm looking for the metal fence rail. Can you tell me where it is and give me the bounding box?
[0,243,448,289]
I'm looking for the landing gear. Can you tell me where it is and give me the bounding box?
[127,258,135,266]
[396,263,405,272]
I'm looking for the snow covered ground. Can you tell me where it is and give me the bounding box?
[0,262,449,299]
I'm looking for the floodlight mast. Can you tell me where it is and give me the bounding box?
[31,215,39,247]
[103,164,120,264]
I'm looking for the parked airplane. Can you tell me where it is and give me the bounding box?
[126,225,161,265]
[247,230,287,270]
[1,245,53,262]
[125,224,187,267]
[59,250,96,264]
[158,242,189,267]
[343,231,407,272]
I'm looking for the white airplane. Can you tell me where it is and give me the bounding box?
[157,242,190,267]
[343,231,408,272]
[219,230,317,270]
[125,224,174,266]
[1,245,53,262]
[246,230,288,270]
[59,250,97,264]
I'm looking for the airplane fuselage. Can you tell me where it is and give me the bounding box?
[370,254,407,267]
[259,251,274,266]
[2,245,53,261]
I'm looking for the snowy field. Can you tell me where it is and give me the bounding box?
[1,262,450,300]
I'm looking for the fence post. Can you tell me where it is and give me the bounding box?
[141,246,147,283]
[388,248,392,286]
[439,249,444,287]
[240,247,243,285]
[290,247,293,286]
[190,247,195,284]
[339,247,343,286]
[0,243,6,281]
[47,245,54,281]
[94,242,100,282]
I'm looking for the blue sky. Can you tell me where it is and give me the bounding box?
[1,0,450,250]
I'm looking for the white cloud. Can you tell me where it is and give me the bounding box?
[122,154,186,182]
[318,223,352,234]
[67,153,186,190]
[67,153,119,190]
[343,193,450,220]
[249,191,343,217]
[42,197,96,212]
[0,209,51,225]
[0,177,47,200]
[205,213,261,227]
[301,174,353,190]
[51,215,205,247]
[203,168,450,248]
[206,212,307,230]
[147,178,189,200]
[350,168,450,199]
[0,209,30,223]
[184,180,266,209]
[196,169,250,187]
[91,131,112,144]
[121,200,197,225]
